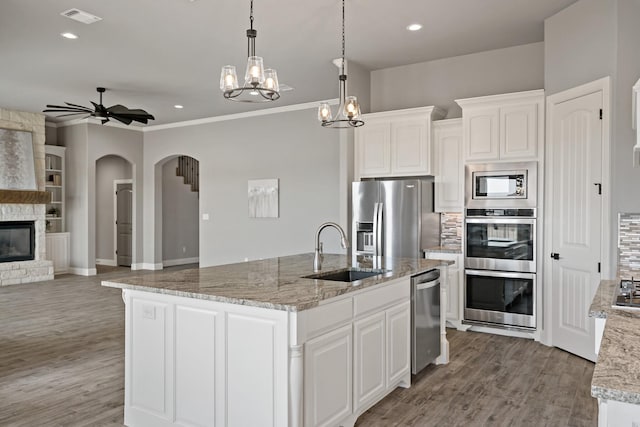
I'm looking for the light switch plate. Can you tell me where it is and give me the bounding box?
[142,304,156,320]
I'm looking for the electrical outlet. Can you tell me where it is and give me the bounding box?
[182,246,186,253]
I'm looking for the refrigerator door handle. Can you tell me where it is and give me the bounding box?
[376,202,384,256]
[372,202,380,257]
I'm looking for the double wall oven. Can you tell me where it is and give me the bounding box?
[464,162,537,329]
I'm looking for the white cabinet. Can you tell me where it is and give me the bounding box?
[456,90,544,162]
[433,119,463,212]
[353,312,385,412]
[45,232,69,274]
[385,301,411,386]
[425,251,463,329]
[355,106,446,179]
[305,324,353,427]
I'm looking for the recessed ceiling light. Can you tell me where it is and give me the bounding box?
[174,105,184,109]
[407,23,422,32]
[61,32,78,39]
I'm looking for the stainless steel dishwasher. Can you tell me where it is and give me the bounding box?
[411,269,441,375]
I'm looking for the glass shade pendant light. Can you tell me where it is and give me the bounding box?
[220,0,280,102]
[318,0,364,128]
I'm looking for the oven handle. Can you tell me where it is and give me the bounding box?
[465,269,535,280]
[465,218,535,224]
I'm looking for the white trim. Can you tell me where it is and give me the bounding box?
[543,76,612,347]
[162,257,199,267]
[46,98,341,132]
[456,89,545,107]
[143,99,340,132]
[114,179,134,267]
[69,267,97,276]
[96,258,117,266]
[132,263,163,270]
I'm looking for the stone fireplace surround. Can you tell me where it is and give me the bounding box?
[0,108,54,286]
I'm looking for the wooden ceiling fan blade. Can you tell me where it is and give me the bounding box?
[109,114,133,125]
[64,102,92,110]
[44,104,91,112]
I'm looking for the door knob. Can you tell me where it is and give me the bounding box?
[550,252,560,260]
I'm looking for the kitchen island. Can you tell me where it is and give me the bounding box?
[589,279,640,426]
[103,253,450,427]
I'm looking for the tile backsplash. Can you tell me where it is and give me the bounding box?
[441,212,463,247]
[618,213,640,278]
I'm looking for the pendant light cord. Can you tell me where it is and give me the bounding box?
[341,0,345,75]
[250,0,254,30]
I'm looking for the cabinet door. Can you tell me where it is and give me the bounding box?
[305,325,353,427]
[434,121,463,212]
[464,107,499,161]
[391,119,430,175]
[356,122,391,177]
[353,312,386,411]
[386,301,410,387]
[446,266,460,323]
[45,232,69,274]
[500,103,538,160]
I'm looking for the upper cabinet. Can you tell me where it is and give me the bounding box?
[456,90,544,162]
[433,119,463,212]
[355,106,446,179]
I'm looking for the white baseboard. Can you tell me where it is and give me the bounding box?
[131,263,163,271]
[163,257,199,267]
[96,258,117,266]
[69,267,97,276]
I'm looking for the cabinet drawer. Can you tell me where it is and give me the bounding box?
[305,297,353,339]
[354,279,409,318]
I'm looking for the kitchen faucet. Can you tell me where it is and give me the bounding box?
[314,222,349,272]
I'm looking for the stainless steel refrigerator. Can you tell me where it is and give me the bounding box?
[352,178,440,262]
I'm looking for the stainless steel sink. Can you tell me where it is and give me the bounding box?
[303,268,389,283]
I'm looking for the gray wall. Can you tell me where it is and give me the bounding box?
[95,155,132,262]
[545,0,640,273]
[162,157,199,263]
[59,122,143,272]
[370,42,545,118]
[143,107,347,267]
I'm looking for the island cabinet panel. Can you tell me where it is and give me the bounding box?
[123,290,289,427]
[386,301,411,386]
[304,324,353,427]
[175,306,218,427]
[353,312,386,411]
[130,299,169,418]
[226,312,288,427]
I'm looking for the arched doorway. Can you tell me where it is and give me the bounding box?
[160,155,200,267]
[95,154,134,268]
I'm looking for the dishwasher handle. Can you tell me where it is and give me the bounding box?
[415,279,439,291]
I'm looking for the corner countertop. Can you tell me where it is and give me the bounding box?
[424,245,462,254]
[590,279,640,404]
[102,253,451,312]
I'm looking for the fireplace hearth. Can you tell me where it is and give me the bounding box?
[0,221,35,263]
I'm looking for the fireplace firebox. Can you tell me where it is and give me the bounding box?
[0,221,35,263]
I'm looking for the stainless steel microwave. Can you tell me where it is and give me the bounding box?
[465,162,537,209]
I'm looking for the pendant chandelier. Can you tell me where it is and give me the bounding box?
[318,0,363,128]
[220,0,280,102]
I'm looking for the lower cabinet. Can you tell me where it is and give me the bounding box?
[45,232,69,274]
[354,312,386,411]
[304,325,353,427]
[425,251,463,328]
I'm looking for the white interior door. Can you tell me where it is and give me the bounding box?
[548,89,603,362]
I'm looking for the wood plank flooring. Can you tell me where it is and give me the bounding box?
[1,272,597,426]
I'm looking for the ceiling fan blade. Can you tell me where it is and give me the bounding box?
[109,114,133,125]
[48,112,87,117]
[44,104,92,112]
[126,109,155,120]
[64,102,92,110]
[101,118,110,125]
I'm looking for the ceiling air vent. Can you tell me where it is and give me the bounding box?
[60,8,102,24]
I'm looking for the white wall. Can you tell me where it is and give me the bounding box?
[371,42,544,117]
[162,157,199,263]
[545,0,640,273]
[143,107,348,267]
[95,155,132,262]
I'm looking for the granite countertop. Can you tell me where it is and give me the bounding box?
[102,253,451,312]
[590,279,640,404]
[424,245,462,254]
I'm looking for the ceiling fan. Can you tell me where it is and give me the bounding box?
[43,87,155,125]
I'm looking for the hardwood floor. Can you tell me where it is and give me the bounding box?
[1,272,597,426]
